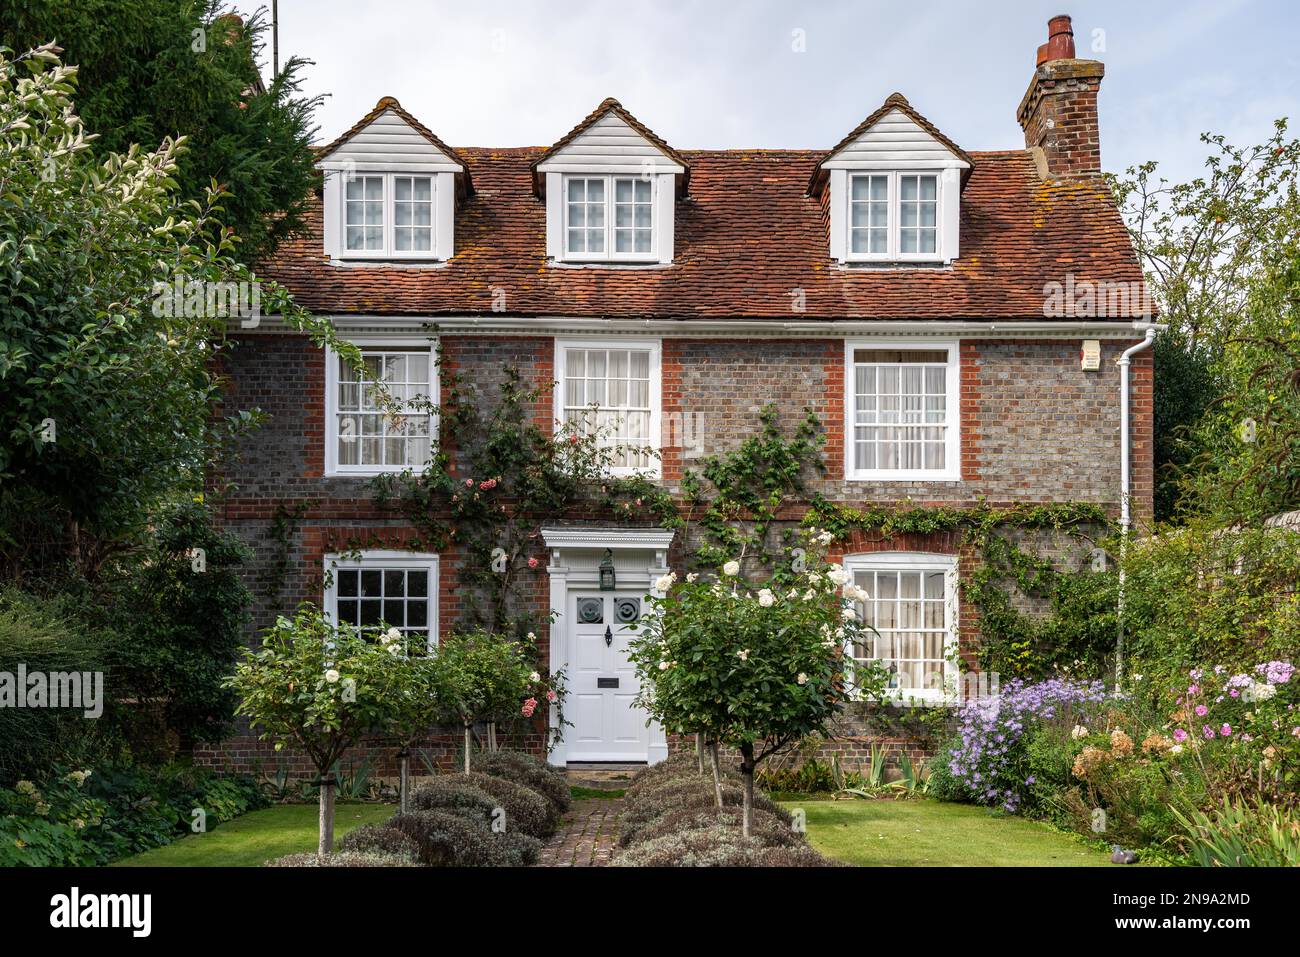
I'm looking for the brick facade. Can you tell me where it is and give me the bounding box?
[198,329,1153,776]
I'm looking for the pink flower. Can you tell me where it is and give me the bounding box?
[1194,704,1208,716]
[1187,684,1200,695]
[1172,728,1188,743]
[479,478,497,491]
[1229,689,1239,698]
[528,557,539,568]
[1202,725,1215,739]
[546,689,557,703]
[465,478,474,487]
[1220,724,1232,737]
[521,697,538,718]
[1291,727,1300,738]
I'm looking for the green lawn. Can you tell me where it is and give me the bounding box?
[784,798,1119,866]
[113,803,395,867]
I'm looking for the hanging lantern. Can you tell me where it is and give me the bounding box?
[598,548,616,591]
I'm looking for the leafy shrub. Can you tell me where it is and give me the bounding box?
[623,751,713,794]
[756,757,839,794]
[614,826,833,867]
[0,590,116,786]
[473,750,571,812]
[620,806,802,849]
[385,810,540,867]
[1173,799,1300,867]
[460,771,558,838]
[620,779,790,841]
[0,762,264,866]
[409,777,501,824]
[339,822,420,863]
[923,749,969,803]
[267,851,417,867]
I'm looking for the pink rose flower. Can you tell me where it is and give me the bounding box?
[546,689,557,703]
[521,697,538,718]
[528,557,539,568]
[465,478,474,487]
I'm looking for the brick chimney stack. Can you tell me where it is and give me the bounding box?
[1017,15,1105,177]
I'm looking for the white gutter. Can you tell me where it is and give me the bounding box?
[232,314,1161,340]
[1115,326,1157,690]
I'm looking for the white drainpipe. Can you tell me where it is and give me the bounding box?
[1115,326,1156,690]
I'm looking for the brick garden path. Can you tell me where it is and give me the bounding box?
[536,798,623,866]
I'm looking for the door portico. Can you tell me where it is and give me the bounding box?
[541,526,674,767]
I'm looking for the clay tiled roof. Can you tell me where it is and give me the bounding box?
[260,147,1145,321]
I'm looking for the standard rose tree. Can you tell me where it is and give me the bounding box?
[225,606,406,855]
[430,629,561,773]
[629,538,888,836]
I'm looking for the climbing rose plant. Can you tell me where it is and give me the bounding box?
[628,534,888,836]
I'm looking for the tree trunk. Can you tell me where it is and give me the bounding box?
[463,722,473,774]
[708,739,724,809]
[317,773,336,857]
[695,733,704,774]
[739,743,755,839]
[488,721,497,752]
[398,749,410,815]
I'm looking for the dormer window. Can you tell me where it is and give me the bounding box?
[814,93,972,266]
[534,99,687,266]
[564,175,655,260]
[343,174,435,255]
[317,97,470,264]
[848,172,940,260]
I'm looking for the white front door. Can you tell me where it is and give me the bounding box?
[566,591,650,762]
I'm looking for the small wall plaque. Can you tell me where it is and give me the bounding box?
[597,677,619,689]
[1081,339,1101,371]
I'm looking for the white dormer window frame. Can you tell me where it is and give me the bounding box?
[559,173,659,263]
[845,171,942,263]
[338,172,437,260]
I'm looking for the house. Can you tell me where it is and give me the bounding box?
[196,14,1153,775]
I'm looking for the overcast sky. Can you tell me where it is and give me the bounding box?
[264,0,1298,185]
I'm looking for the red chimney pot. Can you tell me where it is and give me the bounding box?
[1036,14,1076,65]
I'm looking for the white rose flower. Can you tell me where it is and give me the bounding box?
[686,572,698,583]
[655,572,677,592]
[658,661,670,671]
[841,605,857,620]
[758,589,775,608]
[722,560,740,577]
[737,649,750,661]
[827,565,850,586]
[530,671,541,683]
[386,627,402,642]
[797,673,808,685]
[325,669,340,684]
[527,632,537,642]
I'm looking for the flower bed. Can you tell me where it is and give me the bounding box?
[930,662,1300,863]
